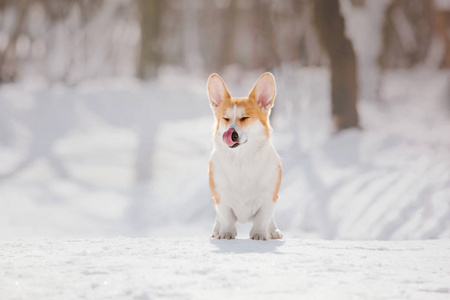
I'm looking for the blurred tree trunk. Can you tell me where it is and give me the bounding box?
[183,0,203,72]
[253,0,280,71]
[378,0,432,69]
[313,0,359,130]
[137,0,164,79]
[426,0,450,68]
[0,0,29,83]
[219,0,237,71]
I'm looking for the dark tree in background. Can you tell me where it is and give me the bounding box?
[253,0,280,71]
[0,0,29,83]
[313,0,360,130]
[218,0,237,71]
[137,0,164,79]
[379,0,433,69]
[427,1,450,68]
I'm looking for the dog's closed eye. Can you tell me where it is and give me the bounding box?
[240,117,249,121]
[223,117,230,121]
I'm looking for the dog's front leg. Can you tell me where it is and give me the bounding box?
[250,200,275,241]
[215,204,237,239]
[211,216,221,238]
[268,216,283,239]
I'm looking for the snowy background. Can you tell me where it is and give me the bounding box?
[1,1,450,299]
[1,67,449,241]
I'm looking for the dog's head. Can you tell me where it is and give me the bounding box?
[207,73,276,149]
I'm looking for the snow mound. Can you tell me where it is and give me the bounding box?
[0,69,449,240]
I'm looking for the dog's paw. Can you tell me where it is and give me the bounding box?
[217,232,236,240]
[269,229,283,240]
[211,232,220,238]
[250,233,267,241]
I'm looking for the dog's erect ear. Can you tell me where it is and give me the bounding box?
[207,73,230,112]
[249,72,276,114]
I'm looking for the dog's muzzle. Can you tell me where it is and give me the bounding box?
[223,128,239,148]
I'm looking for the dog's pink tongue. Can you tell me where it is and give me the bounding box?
[223,128,237,147]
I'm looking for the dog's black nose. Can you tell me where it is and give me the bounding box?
[231,131,239,142]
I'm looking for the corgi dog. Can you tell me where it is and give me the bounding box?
[207,72,283,241]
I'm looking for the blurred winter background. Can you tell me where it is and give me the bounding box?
[0,0,449,241]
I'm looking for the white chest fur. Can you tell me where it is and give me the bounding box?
[210,140,280,223]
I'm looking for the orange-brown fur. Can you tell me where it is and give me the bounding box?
[273,164,282,202]
[208,161,220,205]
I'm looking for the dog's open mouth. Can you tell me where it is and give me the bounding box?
[223,128,247,148]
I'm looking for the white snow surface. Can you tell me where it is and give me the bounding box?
[1,237,449,300]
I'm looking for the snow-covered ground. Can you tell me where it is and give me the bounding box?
[1,237,449,299]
